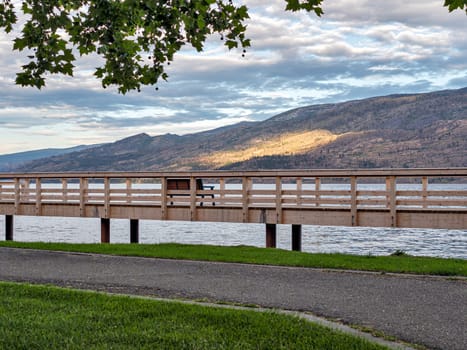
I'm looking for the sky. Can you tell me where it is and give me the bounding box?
[0,0,466,155]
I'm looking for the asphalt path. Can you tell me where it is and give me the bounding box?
[0,247,465,350]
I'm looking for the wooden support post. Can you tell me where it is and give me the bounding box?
[79,178,87,217]
[5,215,13,241]
[130,219,139,243]
[190,177,197,221]
[350,176,357,226]
[387,176,397,227]
[161,177,167,220]
[422,176,428,209]
[126,178,132,204]
[35,177,42,216]
[275,177,282,224]
[315,177,321,207]
[104,177,110,218]
[291,224,302,251]
[14,178,20,215]
[242,177,250,223]
[101,218,110,243]
[62,179,68,203]
[265,223,277,248]
[296,177,302,207]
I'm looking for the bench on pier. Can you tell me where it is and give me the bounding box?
[167,178,214,205]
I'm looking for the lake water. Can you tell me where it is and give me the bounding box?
[0,216,465,259]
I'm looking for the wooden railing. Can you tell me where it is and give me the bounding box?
[1,169,466,231]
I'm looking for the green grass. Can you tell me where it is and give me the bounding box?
[1,241,466,276]
[0,282,389,349]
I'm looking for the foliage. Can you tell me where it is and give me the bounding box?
[444,0,467,13]
[0,0,323,94]
[0,282,389,349]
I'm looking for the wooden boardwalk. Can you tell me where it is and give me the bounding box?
[1,169,466,248]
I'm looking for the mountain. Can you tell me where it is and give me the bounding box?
[0,144,100,172]
[10,87,467,172]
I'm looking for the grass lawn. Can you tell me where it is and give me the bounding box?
[0,282,389,350]
[1,241,466,276]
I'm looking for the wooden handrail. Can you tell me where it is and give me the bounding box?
[0,169,465,230]
[0,168,466,179]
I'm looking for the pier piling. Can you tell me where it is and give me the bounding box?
[266,223,277,248]
[292,224,302,251]
[130,219,139,243]
[5,215,13,241]
[101,218,110,243]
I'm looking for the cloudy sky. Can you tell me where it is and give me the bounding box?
[0,0,466,155]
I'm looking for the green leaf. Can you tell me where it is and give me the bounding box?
[225,40,238,49]
[443,0,467,13]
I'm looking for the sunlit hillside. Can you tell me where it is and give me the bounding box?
[200,130,342,167]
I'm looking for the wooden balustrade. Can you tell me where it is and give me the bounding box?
[1,169,466,246]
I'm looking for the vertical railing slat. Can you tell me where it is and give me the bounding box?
[104,177,110,218]
[296,177,302,207]
[242,177,249,223]
[190,177,197,221]
[14,178,20,215]
[35,178,41,215]
[126,178,132,204]
[388,176,397,227]
[79,177,86,217]
[276,176,282,224]
[62,178,68,203]
[422,176,428,209]
[160,177,167,220]
[350,176,357,226]
[315,177,321,207]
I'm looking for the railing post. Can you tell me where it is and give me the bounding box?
[101,218,110,243]
[104,177,110,218]
[387,176,397,227]
[315,177,321,207]
[14,178,20,215]
[296,177,302,207]
[5,215,13,241]
[35,178,42,216]
[291,224,302,251]
[275,176,282,224]
[161,177,167,220]
[265,223,277,248]
[422,176,428,209]
[79,178,87,217]
[242,177,250,223]
[130,219,139,243]
[190,177,197,221]
[350,176,357,226]
[62,179,68,203]
[126,178,132,204]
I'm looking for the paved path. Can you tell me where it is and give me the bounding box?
[0,247,465,350]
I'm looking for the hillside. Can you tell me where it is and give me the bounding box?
[0,144,99,172]
[10,87,467,172]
